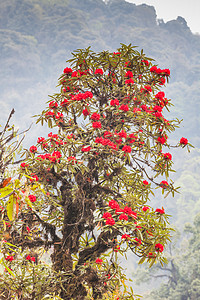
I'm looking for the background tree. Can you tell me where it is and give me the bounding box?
[0,44,191,299]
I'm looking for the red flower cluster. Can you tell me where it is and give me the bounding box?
[71,91,93,101]
[155,208,165,214]
[157,136,167,144]
[94,69,104,75]
[125,78,134,85]
[119,214,128,221]
[117,130,127,138]
[125,71,133,78]
[81,146,91,152]
[37,151,62,163]
[110,98,119,106]
[140,85,152,93]
[29,146,37,153]
[122,145,132,153]
[95,258,103,264]
[121,234,131,240]
[95,137,118,150]
[141,59,149,66]
[91,113,100,121]
[20,162,29,169]
[82,108,90,116]
[106,218,115,226]
[143,180,149,185]
[180,137,188,145]
[26,255,36,262]
[28,195,37,203]
[102,212,112,219]
[142,206,149,212]
[63,67,73,74]
[61,99,69,107]
[49,101,58,109]
[119,104,129,112]
[160,181,169,188]
[92,122,101,129]
[150,66,170,76]
[5,255,14,261]
[109,199,120,210]
[123,206,137,218]
[134,238,142,245]
[163,152,172,160]
[155,243,164,252]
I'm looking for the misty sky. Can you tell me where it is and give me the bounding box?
[126,0,200,34]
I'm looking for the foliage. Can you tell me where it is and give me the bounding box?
[135,213,200,300]
[0,44,191,299]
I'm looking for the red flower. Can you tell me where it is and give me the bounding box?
[29,146,37,153]
[71,71,78,77]
[61,98,69,106]
[123,206,135,216]
[134,238,142,245]
[92,122,101,129]
[113,245,120,252]
[82,108,90,116]
[180,137,188,145]
[141,60,149,66]
[20,162,29,169]
[63,67,73,74]
[118,130,127,138]
[91,113,100,121]
[106,217,115,226]
[102,212,112,219]
[96,258,103,264]
[160,181,168,188]
[26,255,31,260]
[119,214,128,221]
[104,131,112,138]
[31,257,35,262]
[81,146,91,152]
[121,234,131,240]
[55,112,64,121]
[153,105,162,112]
[37,137,46,144]
[28,195,36,203]
[94,69,103,75]
[26,226,31,232]
[148,252,156,258]
[143,180,149,185]
[119,104,129,111]
[125,71,133,78]
[122,145,131,153]
[125,78,134,85]
[109,200,120,210]
[157,136,167,144]
[5,255,14,261]
[142,206,149,212]
[163,152,172,160]
[155,243,164,252]
[30,174,39,182]
[49,101,58,109]
[163,69,170,76]
[155,91,165,100]
[155,208,165,214]
[110,99,119,106]
[84,91,93,98]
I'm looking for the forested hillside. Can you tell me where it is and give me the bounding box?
[1,0,200,297]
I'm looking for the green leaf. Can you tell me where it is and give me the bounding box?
[0,187,13,199]
[7,194,16,221]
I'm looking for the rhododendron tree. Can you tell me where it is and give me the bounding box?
[0,44,192,299]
